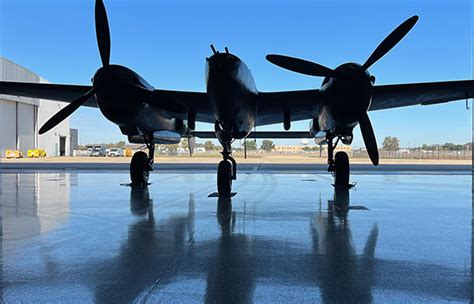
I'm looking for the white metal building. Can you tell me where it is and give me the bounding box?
[0,57,74,157]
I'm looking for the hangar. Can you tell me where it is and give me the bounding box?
[0,57,77,157]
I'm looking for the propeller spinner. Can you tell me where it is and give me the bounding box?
[266,15,419,166]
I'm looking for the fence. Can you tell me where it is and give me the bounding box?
[353,148,472,160]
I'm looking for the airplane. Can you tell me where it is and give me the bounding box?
[0,0,473,197]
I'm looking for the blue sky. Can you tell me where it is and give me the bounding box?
[1,0,472,147]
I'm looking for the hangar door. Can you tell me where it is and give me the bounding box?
[0,99,17,157]
[17,103,35,153]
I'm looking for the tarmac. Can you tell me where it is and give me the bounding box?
[1,167,473,303]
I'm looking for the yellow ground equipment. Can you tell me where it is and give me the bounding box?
[27,149,47,158]
[5,150,23,159]
[125,148,133,157]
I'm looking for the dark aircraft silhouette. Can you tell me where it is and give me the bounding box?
[1,0,473,196]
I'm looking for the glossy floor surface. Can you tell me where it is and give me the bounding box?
[1,172,472,303]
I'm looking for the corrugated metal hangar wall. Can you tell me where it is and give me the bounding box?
[0,57,72,158]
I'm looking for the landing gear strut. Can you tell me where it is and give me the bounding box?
[215,122,237,197]
[327,134,350,188]
[130,134,155,186]
[217,143,236,197]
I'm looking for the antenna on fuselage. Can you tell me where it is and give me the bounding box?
[210,44,218,55]
[225,47,229,54]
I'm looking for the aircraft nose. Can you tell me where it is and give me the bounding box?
[211,61,231,72]
[208,61,238,82]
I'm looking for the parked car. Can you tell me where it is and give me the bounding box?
[90,147,106,157]
[108,148,124,157]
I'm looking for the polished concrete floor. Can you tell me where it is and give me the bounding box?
[1,171,472,303]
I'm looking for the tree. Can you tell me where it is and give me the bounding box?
[116,141,126,149]
[204,141,216,151]
[302,146,318,152]
[166,144,179,152]
[181,139,189,150]
[382,136,400,150]
[260,140,275,152]
[245,140,257,151]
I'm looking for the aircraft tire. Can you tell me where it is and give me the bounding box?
[334,151,350,187]
[217,160,233,197]
[130,151,150,185]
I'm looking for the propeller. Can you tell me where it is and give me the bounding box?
[39,88,95,134]
[266,54,339,78]
[359,112,379,166]
[40,0,111,134]
[95,0,111,66]
[266,16,419,166]
[266,15,418,77]
[362,15,418,70]
[188,136,196,156]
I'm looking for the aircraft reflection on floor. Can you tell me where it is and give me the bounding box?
[94,185,469,303]
[205,197,254,303]
[311,187,378,303]
[94,187,195,303]
[131,186,465,303]
[1,174,470,302]
[471,175,474,302]
[206,191,375,303]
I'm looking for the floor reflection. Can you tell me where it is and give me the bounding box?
[1,174,470,302]
[311,187,378,303]
[471,174,473,303]
[94,186,195,303]
[109,186,467,302]
[2,173,73,241]
[205,197,254,303]
[205,188,377,303]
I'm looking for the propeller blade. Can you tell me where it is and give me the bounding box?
[359,112,379,166]
[39,88,95,135]
[95,0,111,66]
[188,136,196,156]
[362,15,419,70]
[266,54,339,78]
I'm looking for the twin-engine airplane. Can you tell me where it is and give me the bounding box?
[1,0,473,196]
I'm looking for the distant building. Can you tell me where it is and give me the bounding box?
[274,145,305,153]
[0,57,75,157]
[324,145,352,153]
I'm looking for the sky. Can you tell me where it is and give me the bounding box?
[1,0,472,147]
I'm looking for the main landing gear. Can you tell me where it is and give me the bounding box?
[327,134,351,188]
[217,143,237,197]
[130,135,155,186]
[215,121,237,197]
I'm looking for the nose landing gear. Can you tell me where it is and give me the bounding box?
[217,143,236,197]
[130,135,155,186]
[327,134,351,188]
[215,121,237,197]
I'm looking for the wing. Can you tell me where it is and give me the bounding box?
[0,81,97,107]
[150,89,214,123]
[152,89,322,126]
[256,89,321,125]
[370,80,474,111]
